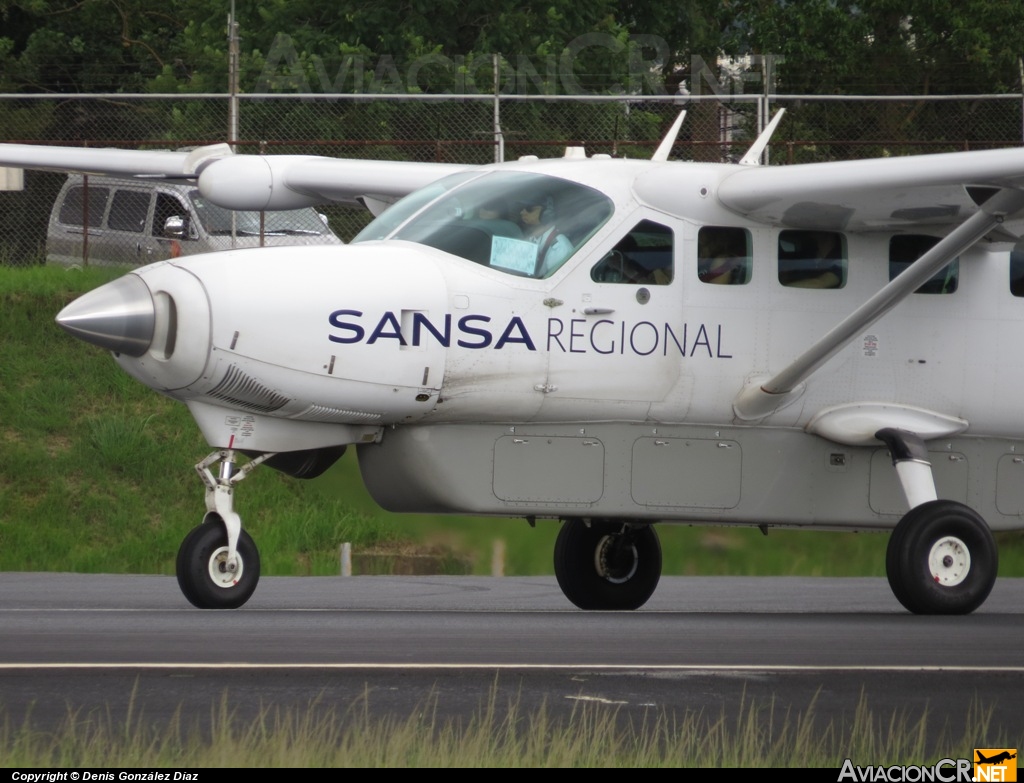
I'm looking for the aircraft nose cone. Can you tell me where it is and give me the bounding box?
[55,274,154,357]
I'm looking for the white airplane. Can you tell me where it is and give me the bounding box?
[4,109,1024,614]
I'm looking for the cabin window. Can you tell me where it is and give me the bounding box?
[889,235,958,294]
[697,226,751,285]
[1010,240,1024,297]
[58,185,110,228]
[591,220,673,285]
[778,230,846,289]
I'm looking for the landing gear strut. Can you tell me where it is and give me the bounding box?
[554,519,662,610]
[877,428,998,614]
[176,449,270,609]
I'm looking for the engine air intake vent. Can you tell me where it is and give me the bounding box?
[295,404,383,423]
[208,364,290,413]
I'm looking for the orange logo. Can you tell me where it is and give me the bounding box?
[975,749,1017,781]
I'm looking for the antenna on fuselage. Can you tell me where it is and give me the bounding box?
[738,108,786,166]
[651,110,687,162]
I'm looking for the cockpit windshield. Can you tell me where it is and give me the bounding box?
[352,170,614,279]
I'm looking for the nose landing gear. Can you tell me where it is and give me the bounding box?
[175,449,270,609]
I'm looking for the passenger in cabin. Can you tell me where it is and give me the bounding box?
[698,228,748,285]
[517,194,573,276]
[779,230,845,289]
[698,235,738,284]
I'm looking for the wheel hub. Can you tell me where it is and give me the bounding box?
[928,536,970,587]
[595,535,638,584]
[207,546,244,588]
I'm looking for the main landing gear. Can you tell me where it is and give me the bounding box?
[876,428,997,614]
[176,449,269,609]
[553,519,662,610]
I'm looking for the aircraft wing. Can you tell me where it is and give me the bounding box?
[0,142,473,211]
[717,146,1024,234]
[0,142,236,179]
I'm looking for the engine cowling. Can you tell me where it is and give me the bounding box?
[197,155,324,210]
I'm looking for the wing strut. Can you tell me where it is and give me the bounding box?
[733,187,1024,420]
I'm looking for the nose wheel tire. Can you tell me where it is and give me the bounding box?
[885,499,997,615]
[554,519,661,610]
[176,521,261,609]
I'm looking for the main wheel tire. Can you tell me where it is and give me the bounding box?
[553,519,661,610]
[885,499,997,615]
[176,521,261,609]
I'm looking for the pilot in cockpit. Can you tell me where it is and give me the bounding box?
[517,195,573,276]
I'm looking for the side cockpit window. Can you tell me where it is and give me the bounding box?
[779,230,846,289]
[591,220,674,285]
[698,227,751,285]
[890,235,958,294]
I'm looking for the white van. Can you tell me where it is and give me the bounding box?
[47,174,341,267]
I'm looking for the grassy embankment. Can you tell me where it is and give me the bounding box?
[4,263,1024,578]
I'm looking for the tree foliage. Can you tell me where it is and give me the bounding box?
[2,1,1020,97]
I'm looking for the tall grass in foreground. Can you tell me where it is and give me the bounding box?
[1,687,1011,767]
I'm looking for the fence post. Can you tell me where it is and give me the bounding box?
[340,542,352,577]
[493,54,504,163]
[491,539,505,577]
[227,1,240,150]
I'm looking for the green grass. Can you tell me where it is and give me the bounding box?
[4,263,1024,578]
[0,683,1014,767]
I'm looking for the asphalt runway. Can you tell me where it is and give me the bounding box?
[1,573,1022,756]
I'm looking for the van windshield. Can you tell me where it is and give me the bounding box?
[188,193,331,236]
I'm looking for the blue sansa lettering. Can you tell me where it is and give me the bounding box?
[495,317,536,350]
[457,315,492,348]
[412,312,451,347]
[367,312,407,345]
[327,310,727,357]
[328,309,365,344]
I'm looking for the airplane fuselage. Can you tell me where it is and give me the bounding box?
[85,156,1024,535]
[30,123,1024,611]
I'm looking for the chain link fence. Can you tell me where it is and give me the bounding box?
[1,92,1022,266]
